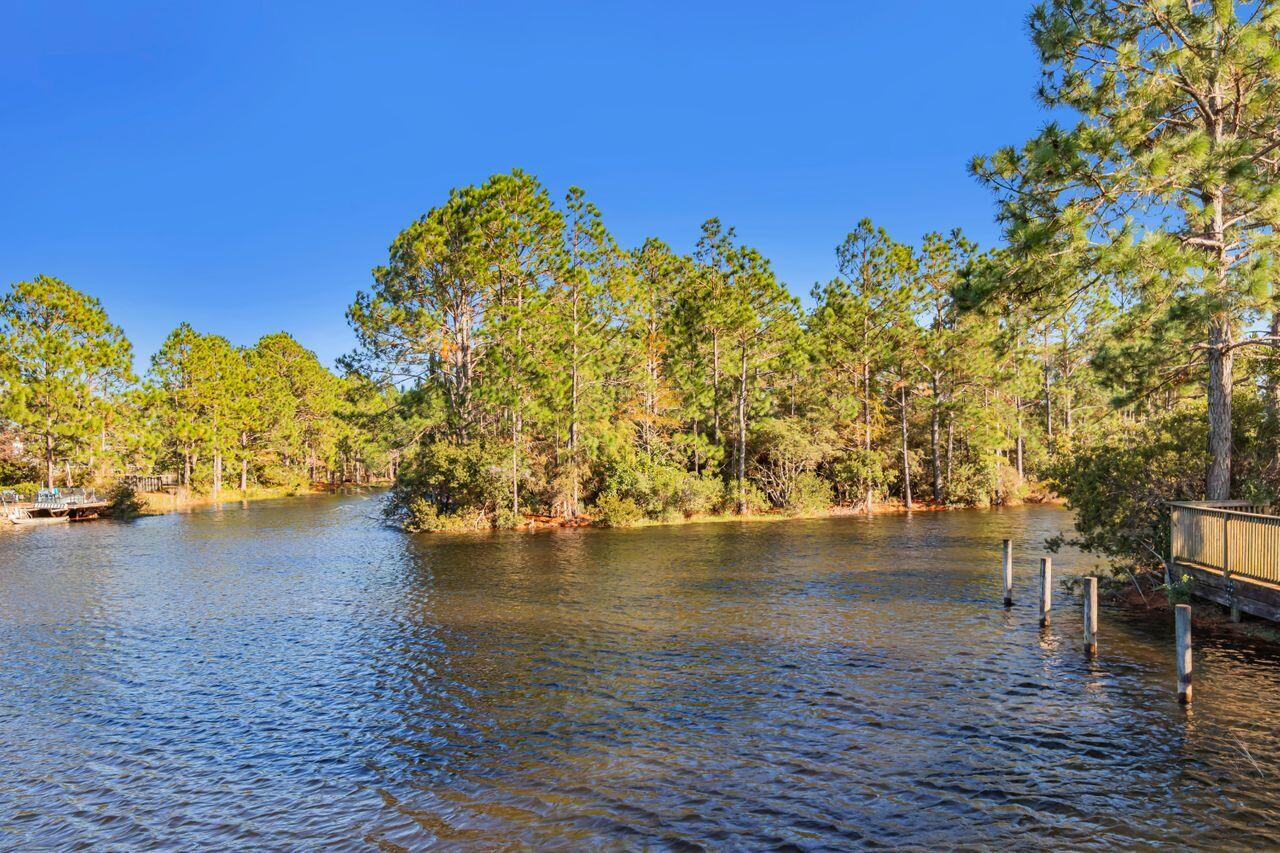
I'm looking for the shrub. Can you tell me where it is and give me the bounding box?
[594,459,721,521]
[676,472,722,517]
[388,438,512,528]
[0,458,39,488]
[638,464,722,520]
[103,481,146,519]
[829,447,892,507]
[1160,572,1194,607]
[719,480,770,515]
[258,465,309,493]
[402,496,490,533]
[1,481,40,501]
[591,493,644,527]
[748,416,836,508]
[945,460,996,507]
[1045,408,1206,571]
[785,471,832,514]
[994,462,1030,506]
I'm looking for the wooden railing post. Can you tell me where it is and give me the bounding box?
[1222,510,1229,573]
[1222,511,1241,621]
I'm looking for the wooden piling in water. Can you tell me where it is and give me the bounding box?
[1039,557,1052,628]
[1176,603,1193,703]
[1002,539,1013,607]
[1083,576,1098,656]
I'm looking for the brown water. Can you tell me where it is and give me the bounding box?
[2,495,1280,848]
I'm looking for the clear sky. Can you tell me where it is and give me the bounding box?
[3,0,1044,370]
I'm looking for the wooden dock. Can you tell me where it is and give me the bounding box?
[2,490,108,526]
[1169,500,1280,621]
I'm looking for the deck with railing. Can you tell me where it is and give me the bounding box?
[1170,500,1280,586]
[121,473,180,492]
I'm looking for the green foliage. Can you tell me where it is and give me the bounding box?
[828,447,892,498]
[591,493,644,527]
[995,462,1030,506]
[0,457,38,487]
[388,439,511,524]
[1160,572,1195,608]
[339,172,1098,529]
[103,481,146,519]
[256,464,309,492]
[401,497,489,534]
[599,460,721,521]
[972,0,1280,501]
[0,276,133,487]
[786,471,832,515]
[749,416,835,509]
[946,460,996,507]
[723,481,770,515]
[1046,410,1207,570]
[1,482,39,500]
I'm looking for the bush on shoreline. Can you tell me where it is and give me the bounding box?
[103,482,147,519]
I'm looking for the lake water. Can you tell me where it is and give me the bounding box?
[2,494,1280,848]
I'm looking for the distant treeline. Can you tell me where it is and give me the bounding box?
[0,276,409,495]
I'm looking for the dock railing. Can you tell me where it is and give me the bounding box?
[121,474,179,492]
[1170,501,1280,586]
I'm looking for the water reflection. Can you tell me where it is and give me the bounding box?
[1,497,1279,846]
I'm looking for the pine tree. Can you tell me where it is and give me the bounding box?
[972,0,1280,499]
[0,276,133,488]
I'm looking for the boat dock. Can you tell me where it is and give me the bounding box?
[1,489,108,525]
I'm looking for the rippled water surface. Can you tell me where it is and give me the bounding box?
[3,495,1280,848]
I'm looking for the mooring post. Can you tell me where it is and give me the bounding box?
[1083,576,1098,657]
[1002,539,1013,607]
[1039,556,1052,628]
[1176,603,1192,703]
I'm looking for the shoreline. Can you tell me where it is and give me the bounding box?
[1110,579,1280,648]
[138,484,386,515]
[605,497,1063,530]
[437,496,1066,535]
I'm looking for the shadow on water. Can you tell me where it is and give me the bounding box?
[1,497,1279,846]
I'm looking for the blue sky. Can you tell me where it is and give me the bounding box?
[2,1,1044,370]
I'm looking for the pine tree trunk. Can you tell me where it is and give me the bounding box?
[240,457,247,491]
[1043,336,1053,451]
[736,349,748,514]
[711,332,721,453]
[900,385,912,510]
[930,372,942,503]
[693,419,701,475]
[1206,316,1233,500]
[512,406,521,518]
[569,288,580,517]
[863,361,873,516]
[1205,103,1232,501]
[45,430,54,490]
[945,418,954,496]
[1016,397,1025,478]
